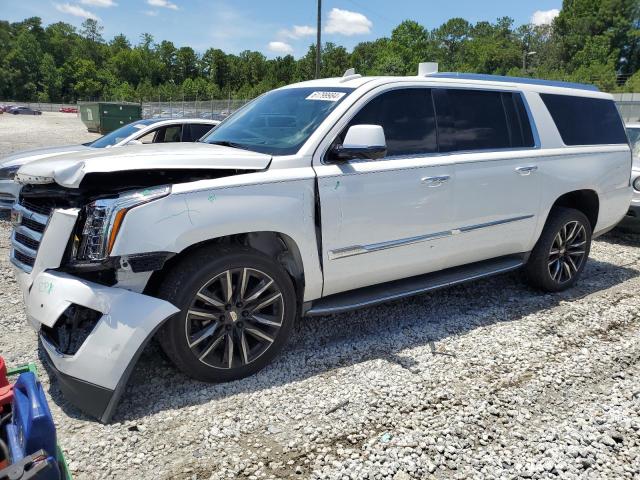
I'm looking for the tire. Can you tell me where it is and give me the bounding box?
[157,245,297,382]
[524,207,592,292]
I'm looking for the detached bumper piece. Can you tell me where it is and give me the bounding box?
[25,271,179,423]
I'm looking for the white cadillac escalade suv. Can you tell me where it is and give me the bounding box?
[10,66,632,422]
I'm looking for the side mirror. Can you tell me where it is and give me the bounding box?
[331,124,386,161]
[126,139,143,146]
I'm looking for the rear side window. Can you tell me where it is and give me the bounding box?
[433,89,535,152]
[346,88,437,156]
[540,94,627,146]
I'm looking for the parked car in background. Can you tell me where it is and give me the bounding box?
[0,118,218,211]
[9,66,631,422]
[617,122,640,230]
[9,106,42,115]
[59,107,78,113]
[0,105,15,113]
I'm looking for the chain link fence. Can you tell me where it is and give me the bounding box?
[140,99,250,120]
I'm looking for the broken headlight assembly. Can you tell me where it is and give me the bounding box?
[75,185,170,262]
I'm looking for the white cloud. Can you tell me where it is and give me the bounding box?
[280,25,316,39]
[79,0,117,7]
[268,41,293,55]
[143,10,158,16]
[531,9,560,26]
[324,8,372,36]
[54,3,100,20]
[147,0,178,10]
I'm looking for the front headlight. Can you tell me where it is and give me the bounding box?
[0,165,20,180]
[77,186,170,262]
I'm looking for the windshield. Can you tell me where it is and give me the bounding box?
[202,87,354,155]
[89,120,157,148]
[627,127,640,157]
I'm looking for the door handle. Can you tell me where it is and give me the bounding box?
[421,175,450,187]
[515,165,538,176]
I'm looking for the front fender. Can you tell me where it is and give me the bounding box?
[110,172,323,301]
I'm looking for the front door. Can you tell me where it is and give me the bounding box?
[314,87,456,297]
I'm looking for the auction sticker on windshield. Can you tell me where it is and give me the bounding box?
[306,91,347,101]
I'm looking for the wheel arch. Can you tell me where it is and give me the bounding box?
[145,231,307,306]
[547,189,599,231]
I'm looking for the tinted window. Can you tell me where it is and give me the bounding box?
[183,123,215,142]
[434,89,529,152]
[540,94,627,145]
[344,88,437,156]
[513,93,535,147]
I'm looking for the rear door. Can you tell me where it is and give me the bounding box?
[433,88,541,267]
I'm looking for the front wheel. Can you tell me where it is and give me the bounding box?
[157,245,297,382]
[524,207,592,292]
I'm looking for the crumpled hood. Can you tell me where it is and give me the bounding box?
[16,142,272,188]
[1,144,92,168]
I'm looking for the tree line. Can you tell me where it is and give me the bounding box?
[0,0,638,103]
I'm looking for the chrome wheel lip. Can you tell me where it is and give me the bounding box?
[185,267,284,370]
[547,220,587,284]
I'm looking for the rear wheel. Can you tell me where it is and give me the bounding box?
[524,207,592,292]
[157,245,297,382]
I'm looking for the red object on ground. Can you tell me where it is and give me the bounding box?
[0,356,13,410]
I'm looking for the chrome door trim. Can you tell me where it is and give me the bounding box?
[329,230,451,260]
[329,214,534,260]
[458,214,534,233]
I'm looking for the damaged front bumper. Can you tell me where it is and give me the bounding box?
[12,207,179,423]
[26,271,178,422]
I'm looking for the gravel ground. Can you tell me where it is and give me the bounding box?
[0,114,639,479]
[0,111,99,156]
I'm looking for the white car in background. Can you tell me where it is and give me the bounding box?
[0,118,219,211]
[618,122,640,230]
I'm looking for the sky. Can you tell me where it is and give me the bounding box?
[1,0,562,57]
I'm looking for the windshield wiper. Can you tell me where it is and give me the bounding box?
[208,140,251,151]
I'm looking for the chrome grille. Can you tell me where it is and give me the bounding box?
[10,201,52,273]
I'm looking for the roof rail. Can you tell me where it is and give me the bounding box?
[426,72,599,92]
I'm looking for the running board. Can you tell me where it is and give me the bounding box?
[306,254,526,316]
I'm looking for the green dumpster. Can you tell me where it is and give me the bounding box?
[78,102,142,134]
